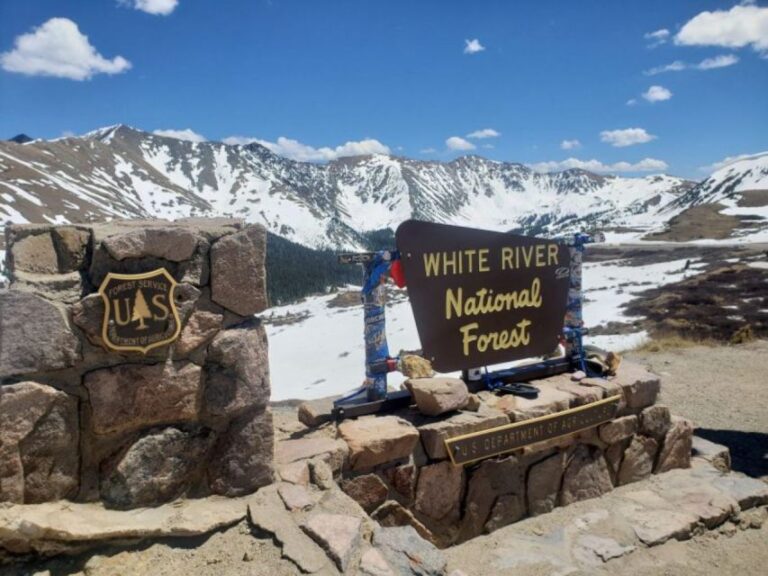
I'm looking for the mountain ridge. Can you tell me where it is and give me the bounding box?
[1,125,766,249]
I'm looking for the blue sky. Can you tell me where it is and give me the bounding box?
[0,0,766,178]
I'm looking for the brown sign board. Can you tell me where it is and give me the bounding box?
[98,268,181,354]
[395,220,571,372]
[445,395,622,466]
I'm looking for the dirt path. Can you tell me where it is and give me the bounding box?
[627,339,768,480]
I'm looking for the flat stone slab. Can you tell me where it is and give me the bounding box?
[275,437,349,472]
[0,496,248,555]
[338,416,420,471]
[444,460,768,575]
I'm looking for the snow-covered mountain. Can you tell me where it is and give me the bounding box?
[1,125,766,248]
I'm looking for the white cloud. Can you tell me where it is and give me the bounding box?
[560,139,582,150]
[645,54,740,75]
[222,135,390,162]
[626,98,638,106]
[675,3,768,55]
[466,128,500,139]
[644,60,687,75]
[697,54,740,69]
[530,157,668,174]
[644,28,670,47]
[445,136,476,151]
[600,128,656,147]
[642,85,672,102]
[153,128,206,142]
[0,18,131,80]
[464,39,485,54]
[481,144,494,149]
[121,0,179,16]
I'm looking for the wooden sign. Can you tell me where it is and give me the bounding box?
[98,268,181,354]
[395,220,571,372]
[445,395,622,465]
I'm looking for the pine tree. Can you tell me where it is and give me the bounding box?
[132,289,152,330]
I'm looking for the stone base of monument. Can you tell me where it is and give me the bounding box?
[1,219,273,509]
[294,361,700,548]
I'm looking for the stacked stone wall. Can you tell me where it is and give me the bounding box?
[294,363,694,547]
[0,219,274,508]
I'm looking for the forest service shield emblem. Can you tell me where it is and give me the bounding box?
[98,268,182,353]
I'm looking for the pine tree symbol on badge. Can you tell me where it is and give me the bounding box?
[132,288,152,330]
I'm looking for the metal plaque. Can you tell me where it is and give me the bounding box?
[98,268,182,354]
[445,395,622,465]
[395,220,571,372]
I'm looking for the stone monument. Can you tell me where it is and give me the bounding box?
[0,219,274,509]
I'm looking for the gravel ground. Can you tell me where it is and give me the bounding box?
[627,339,768,480]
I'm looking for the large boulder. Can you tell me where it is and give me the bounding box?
[338,416,420,472]
[459,455,524,540]
[656,416,694,473]
[100,426,215,509]
[210,226,267,316]
[0,291,81,379]
[0,382,79,503]
[415,460,465,523]
[639,405,672,440]
[207,407,274,496]
[84,362,203,436]
[618,435,659,485]
[9,231,59,274]
[408,377,469,417]
[560,445,613,506]
[205,319,270,422]
[102,227,200,262]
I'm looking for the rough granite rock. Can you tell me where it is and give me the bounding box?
[599,415,638,445]
[100,426,215,509]
[527,451,567,516]
[372,525,447,576]
[560,445,613,506]
[9,232,59,274]
[301,513,363,572]
[485,493,527,533]
[655,416,694,473]
[613,362,661,414]
[278,460,310,485]
[207,407,274,496]
[10,270,84,304]
[0,496,248,556]
[0,291,81,379]
[338,416,420,471]
[605,438,632,485]
[50,226,90,272]
[297,397,335,428]
[408,377,469,416]
[173,310,223,356]
[210,225,267,316]
[342,474,389,513]
[691,436,730,473]
[418,409,509,460]
[205,319,270,421]
[372,500,435,543]
[639,405,672,440]
[460,455,524,540]
[0,382,79,503]
[359,547,397,576]
[277,482,316,511]
[275,437,348,473]
[539,373,602,407]
[102,228,199,262]
[618,435,659,485]
[84,362,203,436]
[415,461,465,522]
[381,464,417,504]
[248,485,332,574]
